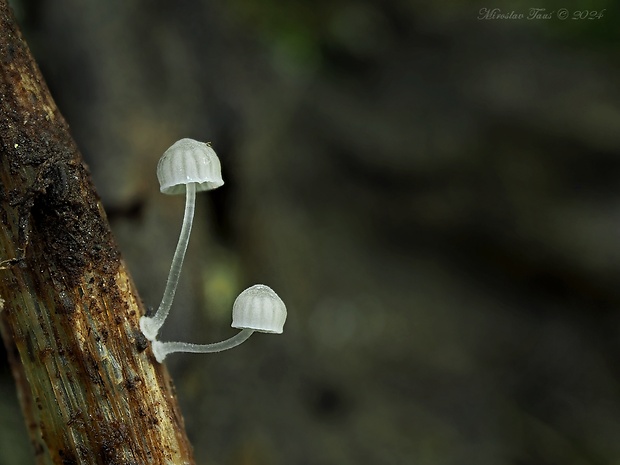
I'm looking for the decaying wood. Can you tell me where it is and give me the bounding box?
[0,2,195,463]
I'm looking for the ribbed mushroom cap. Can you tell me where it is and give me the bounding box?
[157,138,224,195]
[232,284,287,334]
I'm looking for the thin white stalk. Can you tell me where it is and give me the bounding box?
[152,329,255,362]
[140,182,196,341]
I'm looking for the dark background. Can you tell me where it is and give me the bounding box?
[2,0,620,464]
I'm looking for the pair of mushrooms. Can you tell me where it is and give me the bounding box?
[139,138,287,362]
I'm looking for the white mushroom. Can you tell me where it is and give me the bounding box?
[140,138,224,342]
[151,284,287,362]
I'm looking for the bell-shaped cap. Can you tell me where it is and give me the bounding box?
[232,284,287,334]
[157,138,224,195]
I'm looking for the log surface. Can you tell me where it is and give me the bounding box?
[0,2,195,463]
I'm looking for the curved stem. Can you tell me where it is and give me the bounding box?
[152,329,255,362]
[140,183,196,341]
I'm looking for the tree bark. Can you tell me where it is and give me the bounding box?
[0,2,195,464]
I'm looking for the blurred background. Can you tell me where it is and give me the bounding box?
[2,0,620,463]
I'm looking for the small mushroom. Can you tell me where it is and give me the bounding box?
[151,284,287,362]
[140,138,224,342]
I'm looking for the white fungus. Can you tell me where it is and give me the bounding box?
[140,138,224,342]
[157,138,224,195]
[139,138,287,363]
[231,284,287,334]
[151,284,287,362]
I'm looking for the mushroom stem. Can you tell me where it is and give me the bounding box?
[140,182,197,341]
[151,328,255,362]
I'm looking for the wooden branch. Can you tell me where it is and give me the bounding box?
[0,2,195,464]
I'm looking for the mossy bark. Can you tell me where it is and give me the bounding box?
[0,2,195,464]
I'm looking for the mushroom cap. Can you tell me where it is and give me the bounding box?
[232,284,287,334]
[157,138,224,195]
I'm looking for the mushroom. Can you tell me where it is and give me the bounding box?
[151,284,287,362]
[140,138,224,342]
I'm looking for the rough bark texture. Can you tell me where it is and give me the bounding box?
[0,2,195,464]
